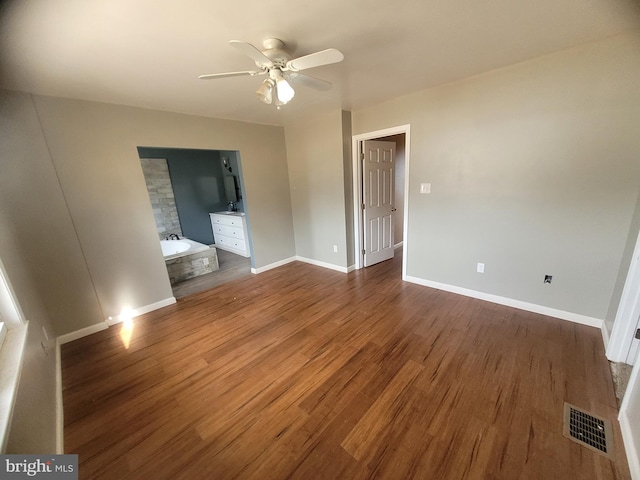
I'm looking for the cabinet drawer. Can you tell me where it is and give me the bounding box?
[213,224,245,240]
[215,235,246,252]
[211,214,244,227]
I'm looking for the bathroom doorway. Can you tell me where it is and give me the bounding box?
[138,147,253,297]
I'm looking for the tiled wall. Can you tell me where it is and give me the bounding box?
[165,247,219,285]
[140,158,183,239]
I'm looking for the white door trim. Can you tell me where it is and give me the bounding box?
[607,227,640,364]
[619,358,640,479]
[352,124,410,276]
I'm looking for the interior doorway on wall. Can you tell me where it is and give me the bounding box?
[352,125,410,276]
[137,147,253,298]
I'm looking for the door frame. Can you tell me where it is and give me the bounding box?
[351,124,410,275]
[607,227,640,364]
[619,359,640,478]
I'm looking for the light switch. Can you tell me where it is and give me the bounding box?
[420,183,431,194]
[477,263,485,273]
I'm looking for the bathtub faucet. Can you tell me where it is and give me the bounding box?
[166,233,180,240]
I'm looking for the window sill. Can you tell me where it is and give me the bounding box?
[0,322,28,452]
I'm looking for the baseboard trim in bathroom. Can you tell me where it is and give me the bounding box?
[563,402,614,458]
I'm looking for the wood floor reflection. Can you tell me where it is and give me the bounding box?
[62,253,630,479]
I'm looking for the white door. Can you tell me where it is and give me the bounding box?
[362,140,396,267]
[627,310,640,364]
[619,355,640,478]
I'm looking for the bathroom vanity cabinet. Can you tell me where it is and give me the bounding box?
[210,212,250,257]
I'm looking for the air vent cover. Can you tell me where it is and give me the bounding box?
[563,402,613,458]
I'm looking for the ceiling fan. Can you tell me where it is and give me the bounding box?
[199,38,344,108]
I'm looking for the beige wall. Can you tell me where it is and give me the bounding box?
[0,91,295,451]
[284,108,350,267]
[341,110,355,267]
[352,32,640,320]
[0,90,69,453]
[0,91,296,336]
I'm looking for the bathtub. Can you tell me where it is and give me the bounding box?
[160,238,211,260]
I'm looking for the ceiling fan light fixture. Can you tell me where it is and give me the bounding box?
[256,79,274,104]
[201,39,344,108]
[275,77,295,104]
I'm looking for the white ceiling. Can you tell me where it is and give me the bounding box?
[1,0,638,126]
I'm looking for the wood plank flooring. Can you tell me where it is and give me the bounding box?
[62,253,630,479]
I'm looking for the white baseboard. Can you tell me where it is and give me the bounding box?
[601,322,611,351]
[58,297,177,344]
[252,256,351,275]
[251,256,297,274]
[295,256,349,273]
[394,241,404,250]
[57,323,108,345]
[105,297,177,326]
[404,275,603,329]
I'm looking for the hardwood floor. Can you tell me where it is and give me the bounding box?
[62,253,630,479]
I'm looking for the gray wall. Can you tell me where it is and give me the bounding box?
[139,147,227,245]
[284,108,351,267]
[341,110,355,267]
[352,32,640,321]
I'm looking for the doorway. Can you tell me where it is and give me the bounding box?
[352,125,410,276]
[138,147,253,297]
[607,227,640,366]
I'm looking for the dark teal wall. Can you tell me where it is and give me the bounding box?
[138,147,229,245]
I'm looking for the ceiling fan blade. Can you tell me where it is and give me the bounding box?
[286,48,344,72]
[229,40,274,67]
[198,70,263,80]
[287,72,332,91]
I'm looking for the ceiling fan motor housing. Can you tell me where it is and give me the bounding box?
[257,38,291,68]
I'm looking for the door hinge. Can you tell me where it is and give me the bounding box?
[362,203,365,210]
[635,328,640,340]
[360,153,365,160]
[362,249,366,256]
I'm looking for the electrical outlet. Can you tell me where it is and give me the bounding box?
[477,263,485,273]
[333,245,338,253]
[544,275,553,284]
[420,183,431,194]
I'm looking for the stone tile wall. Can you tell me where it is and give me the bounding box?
[140,158,183,239]
[165,247,220,285]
